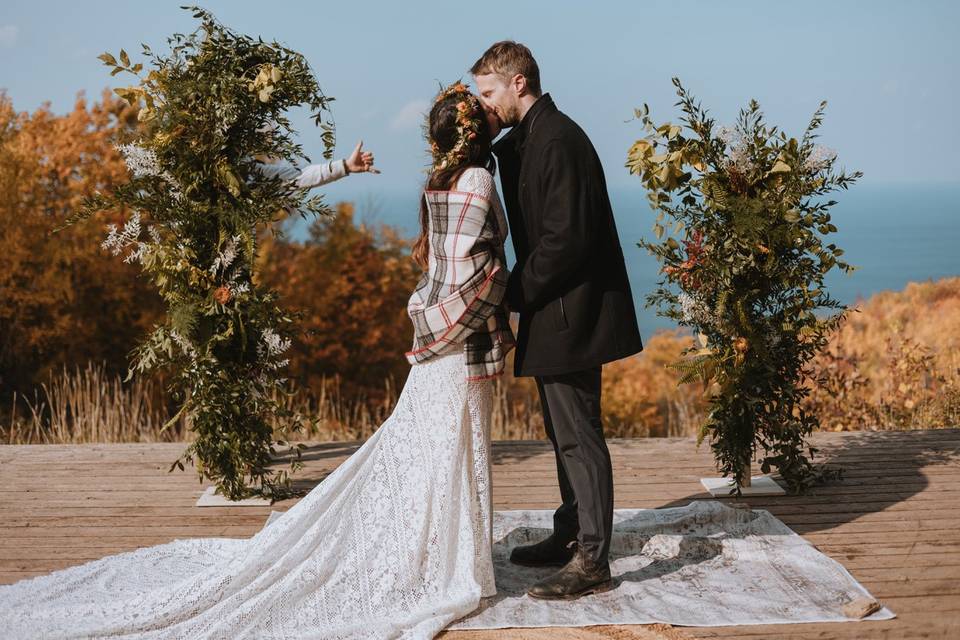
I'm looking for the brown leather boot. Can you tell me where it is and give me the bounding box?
[509,534,577,567]
[526,546,613,600]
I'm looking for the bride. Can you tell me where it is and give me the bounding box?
[0,81,516,639]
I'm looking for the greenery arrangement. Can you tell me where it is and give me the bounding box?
[60,5,337,501]
[626,78,861,494]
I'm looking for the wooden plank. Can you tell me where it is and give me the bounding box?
[1,429,959,639]
[4,516,960,539]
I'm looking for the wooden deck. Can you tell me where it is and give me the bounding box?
[1,428,958,639]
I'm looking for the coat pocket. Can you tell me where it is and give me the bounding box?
[555,295,569,331]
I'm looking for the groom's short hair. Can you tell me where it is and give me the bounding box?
[470,41,542,97]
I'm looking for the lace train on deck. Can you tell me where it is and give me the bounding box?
[0,349,496,639]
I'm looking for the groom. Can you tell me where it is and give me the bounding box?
[471,41,644,599]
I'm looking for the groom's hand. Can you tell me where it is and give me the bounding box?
[345,139,380,174]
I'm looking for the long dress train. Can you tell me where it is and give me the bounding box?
[0,347,496,639]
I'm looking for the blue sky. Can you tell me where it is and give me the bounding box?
[2,0,958,202]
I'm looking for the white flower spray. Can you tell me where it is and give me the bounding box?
[209,234,241,275]
[715,125,756,174]
[715,125,739,146]
[169,329,197,357]
[678,291,719,327]
[101,211,159,265]
[116,143,184,201]
[260,328,291,356]
[258,327,291,370]
[101,211,142,255]
[803,144,837,172]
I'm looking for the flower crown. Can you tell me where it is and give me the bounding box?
[425,80,483,172]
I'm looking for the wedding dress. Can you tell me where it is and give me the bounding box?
[0,168,507,639]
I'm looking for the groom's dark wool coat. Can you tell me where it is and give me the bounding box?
[492,93,644,377]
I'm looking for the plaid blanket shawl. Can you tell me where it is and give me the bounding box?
[405,189,516,380]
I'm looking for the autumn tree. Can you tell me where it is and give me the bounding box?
[258,202,421,406]
[0,89,163,396]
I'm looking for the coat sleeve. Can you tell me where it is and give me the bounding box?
[255,158,348,188]
[506,138,591,312]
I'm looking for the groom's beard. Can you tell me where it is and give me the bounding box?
[497,104,522,128]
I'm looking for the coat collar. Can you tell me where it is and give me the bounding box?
[492,92,555,158]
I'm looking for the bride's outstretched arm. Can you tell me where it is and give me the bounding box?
[255,140,380,188]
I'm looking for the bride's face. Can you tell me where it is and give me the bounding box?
[480,98,502,139]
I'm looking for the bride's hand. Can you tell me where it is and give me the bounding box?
[346,139,381,174]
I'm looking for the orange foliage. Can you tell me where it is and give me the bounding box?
[0,89,163,394]
[2,86,956,440]
[828,277,960,397]
[257,202,421,405]
[803,276,960,430]
[601,328,707,437]
[485,327,707,440]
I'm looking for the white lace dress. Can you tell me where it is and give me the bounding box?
[0,169,505,640]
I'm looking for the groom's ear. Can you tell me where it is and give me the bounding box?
[511,73,535,98]
[510,73,526,96]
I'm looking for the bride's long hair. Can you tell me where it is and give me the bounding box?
[412,92,494,271]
